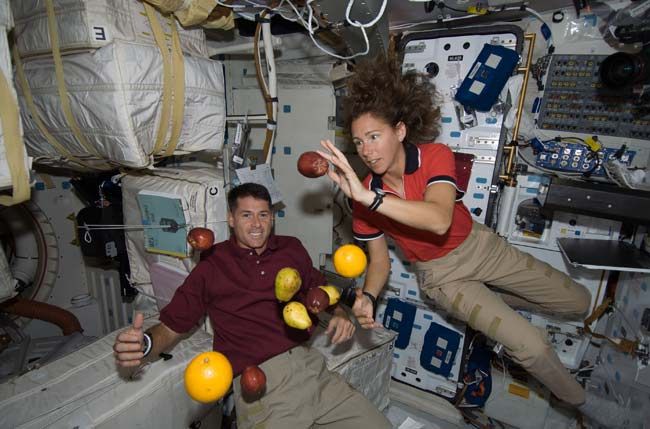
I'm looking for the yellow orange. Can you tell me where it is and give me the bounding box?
[333,244,367,278]
[184,351,233,403]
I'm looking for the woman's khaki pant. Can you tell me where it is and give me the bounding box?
[415,222,591,405]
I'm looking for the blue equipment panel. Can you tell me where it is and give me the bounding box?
[535,142,636,176]
[420,321,462,378]
[383,298,417,350]
[455,44,519,112]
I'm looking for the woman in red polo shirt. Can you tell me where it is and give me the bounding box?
[317,54,623,426]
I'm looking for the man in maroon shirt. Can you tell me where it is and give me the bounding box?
[113,183,391,428]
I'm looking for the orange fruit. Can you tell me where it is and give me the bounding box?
[333,244,367,278]
[184,351,233,403]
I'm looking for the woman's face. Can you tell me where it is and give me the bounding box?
[351,112,406,176]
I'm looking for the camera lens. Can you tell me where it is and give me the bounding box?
[599,52,650,88]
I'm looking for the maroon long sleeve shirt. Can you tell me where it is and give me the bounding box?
[160,234,325,375]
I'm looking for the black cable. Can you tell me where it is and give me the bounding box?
[583,153,601,178]
[438,1,468,13]
[559,136,586,144]
[492,183,502,230]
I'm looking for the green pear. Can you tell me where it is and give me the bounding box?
[275,267,302,302]
[282,302,312,330]
[318,285,341,306]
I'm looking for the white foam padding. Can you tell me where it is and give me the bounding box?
[11,0,208,58]
[121,166,229,293]
[17,40,225,168]
[309,318,396,411]
[0,318,223,428]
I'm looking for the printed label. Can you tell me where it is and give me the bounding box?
[468,62,481,79]
[92,26,108,41]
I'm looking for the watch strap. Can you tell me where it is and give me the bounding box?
[362,291,377,316]
[142,332,153,357]
[368,189,385,212]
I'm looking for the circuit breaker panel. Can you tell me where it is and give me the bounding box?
[537,54,650,140]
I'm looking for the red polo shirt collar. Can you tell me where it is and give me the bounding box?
[368,143,421,193]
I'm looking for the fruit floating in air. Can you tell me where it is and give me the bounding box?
[318,285,341,306]
[297,151,329,178]
[187,228,214,251]
[306,287,330,314]
[184,351,233,403]
[240,365,267,401]
[275,267,302,302]
[333,244,367,278]
[283,301,312,330]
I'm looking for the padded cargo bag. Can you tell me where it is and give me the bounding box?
[16,40,225,168]
[0,319,223,428]
[11,0,208,58]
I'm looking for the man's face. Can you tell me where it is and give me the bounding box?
[228,196,273,255]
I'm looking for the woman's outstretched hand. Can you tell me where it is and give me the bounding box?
[317,139,373,206]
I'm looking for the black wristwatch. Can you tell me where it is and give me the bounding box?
[368,188,385,212]
[142,332,153,357]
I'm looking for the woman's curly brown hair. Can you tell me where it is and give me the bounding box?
[343,53,441,145]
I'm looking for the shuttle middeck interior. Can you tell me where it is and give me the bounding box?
[1,0,650,428]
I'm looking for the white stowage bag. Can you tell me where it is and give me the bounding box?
[11,0,209,58]
[0,0,30,198]
[309,317,396,411]
[17,40,225,168]
[0,0,16,191]
[0,318,223,428]
[121,167,229,301]
[0,0,10,28]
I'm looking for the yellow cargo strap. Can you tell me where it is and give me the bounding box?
[584,297,639,355]
[144,3,174,156]
[143,0,219,27]
[0,69,30,206]
[165,18,185,157]
[44,0,104,161]
[12,46,105,171]
[202,12,235,31]
[145,0,185,14]
[173,0,218,27]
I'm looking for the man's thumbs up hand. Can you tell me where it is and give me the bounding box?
[114,313,147,367]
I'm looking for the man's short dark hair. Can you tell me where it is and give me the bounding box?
[227,183,272,212]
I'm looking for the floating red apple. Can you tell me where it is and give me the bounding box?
[305,287,330,314]
[187,227,214,251]
[240,365,266,401]
[297,151,328,178]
